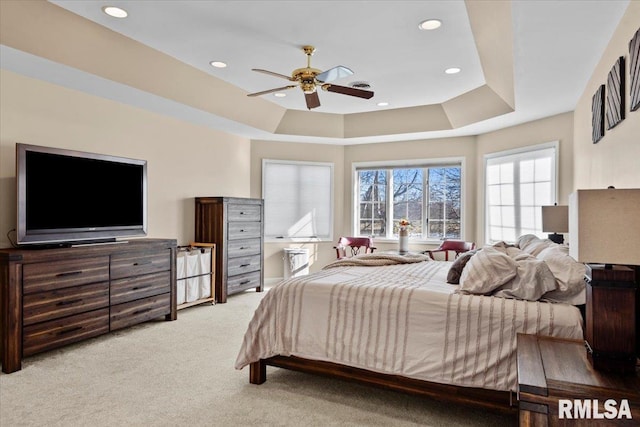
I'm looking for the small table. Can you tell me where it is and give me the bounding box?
[517,334,640,426]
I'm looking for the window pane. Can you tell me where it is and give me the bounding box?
[500,163,514,183]
[500,184,514,205]
[488,185,501,205]
[501,206,515,227]
[535,158,552,181]
[520,160,534,183]
[521,206,535,229]
[534,182,551,205]
[520,183,534,206]
[487,164,500,185]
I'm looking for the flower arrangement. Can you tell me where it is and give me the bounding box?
[399,219,410,231]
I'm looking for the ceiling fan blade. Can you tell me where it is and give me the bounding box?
[247,85,297,97]
[316,65,354,83]
[322,84,374,99]
[252,68,295,81]
[305,91,321,110]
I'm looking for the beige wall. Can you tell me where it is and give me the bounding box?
[475,112,575,245]
[0,70,251,249]
[250,140,345,279]
[574,1,640,189]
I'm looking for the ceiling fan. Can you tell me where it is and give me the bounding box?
[247,45,374,110]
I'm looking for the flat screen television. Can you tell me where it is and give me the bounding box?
[16,143,147,246]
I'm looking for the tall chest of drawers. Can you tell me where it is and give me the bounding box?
[0,239,176,373]
[194,197,264,303]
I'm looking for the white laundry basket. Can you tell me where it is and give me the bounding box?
[283,248,309,279]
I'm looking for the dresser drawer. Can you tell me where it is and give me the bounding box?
[227,222,261,240]
[227,238,262,258]
[23,282,109,326]
[110,293,171,331]
[110,251,170,279]
[22,257,110,294]
[228,203,261,221]
[23,308,109,357]
[228,254,261,277]
[227,271,261,295]
[111,271,171,305]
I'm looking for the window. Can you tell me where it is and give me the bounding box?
[355,160,463,241]
[484,143,557,244]
[262,159,333,241]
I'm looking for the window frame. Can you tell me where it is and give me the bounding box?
[262,159,334,243]
[352,157,466,243]
[483,141,559,245]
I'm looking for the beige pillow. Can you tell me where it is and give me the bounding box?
[537,245,586,305]
[516,234,554,256]
[458,247,517,295]
[493,255,558,301]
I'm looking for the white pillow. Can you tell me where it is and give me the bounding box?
[537,245,586,305]
[458,247,518,295]
[516,234,554,256]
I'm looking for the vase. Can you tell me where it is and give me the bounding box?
[398,228,408,255]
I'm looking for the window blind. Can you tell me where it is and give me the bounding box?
[262,160,333,240]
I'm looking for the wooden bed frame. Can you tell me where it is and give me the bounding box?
[249,355,517,414]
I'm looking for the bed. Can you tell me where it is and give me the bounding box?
[235,236,585,412]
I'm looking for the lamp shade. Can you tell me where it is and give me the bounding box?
[569,188,640,266]
[541,205,568,233]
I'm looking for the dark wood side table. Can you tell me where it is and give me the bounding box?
[517,334,640,426]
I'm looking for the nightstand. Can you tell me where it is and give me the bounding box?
[517,334,640,426]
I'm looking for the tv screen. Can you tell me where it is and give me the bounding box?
[16,143,147,245]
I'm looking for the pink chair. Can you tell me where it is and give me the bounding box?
[334,237,376,259]
[425,240,475,261]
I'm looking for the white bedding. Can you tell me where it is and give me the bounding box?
[235,257,583,392]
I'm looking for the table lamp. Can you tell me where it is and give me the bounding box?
[569,188,640,373]
[541,204,568,244]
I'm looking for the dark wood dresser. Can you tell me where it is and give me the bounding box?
[194,197,263,303]
[0,238,177,373]
[517,334,640,426]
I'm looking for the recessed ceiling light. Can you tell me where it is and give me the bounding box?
[377,102,389,107]
[418,19,441,30]
[274,93,287,98]
[102,6,128,18]
[209,61,227,68]
[445,67,461,74]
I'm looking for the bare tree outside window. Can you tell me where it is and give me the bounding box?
[357,165,461,240]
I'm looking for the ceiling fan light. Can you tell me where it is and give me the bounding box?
[102,6,128,18]
[418,19,441,30]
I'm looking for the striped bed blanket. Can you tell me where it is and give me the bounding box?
[235,259,583,392]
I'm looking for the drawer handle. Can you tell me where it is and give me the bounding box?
[240,280,251,285]
[133,261,152,266]
[239,247,248,250]
[133,308,152,316]
[240,264,251,267]
[56,298,83,306]
[132,285,151,291]
[56,271,83,278]
[57,326,83,336]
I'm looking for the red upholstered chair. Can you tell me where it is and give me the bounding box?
[334,237,376,259]
[425,240,475,261]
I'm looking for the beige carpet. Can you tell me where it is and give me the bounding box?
[0,288,516,426]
